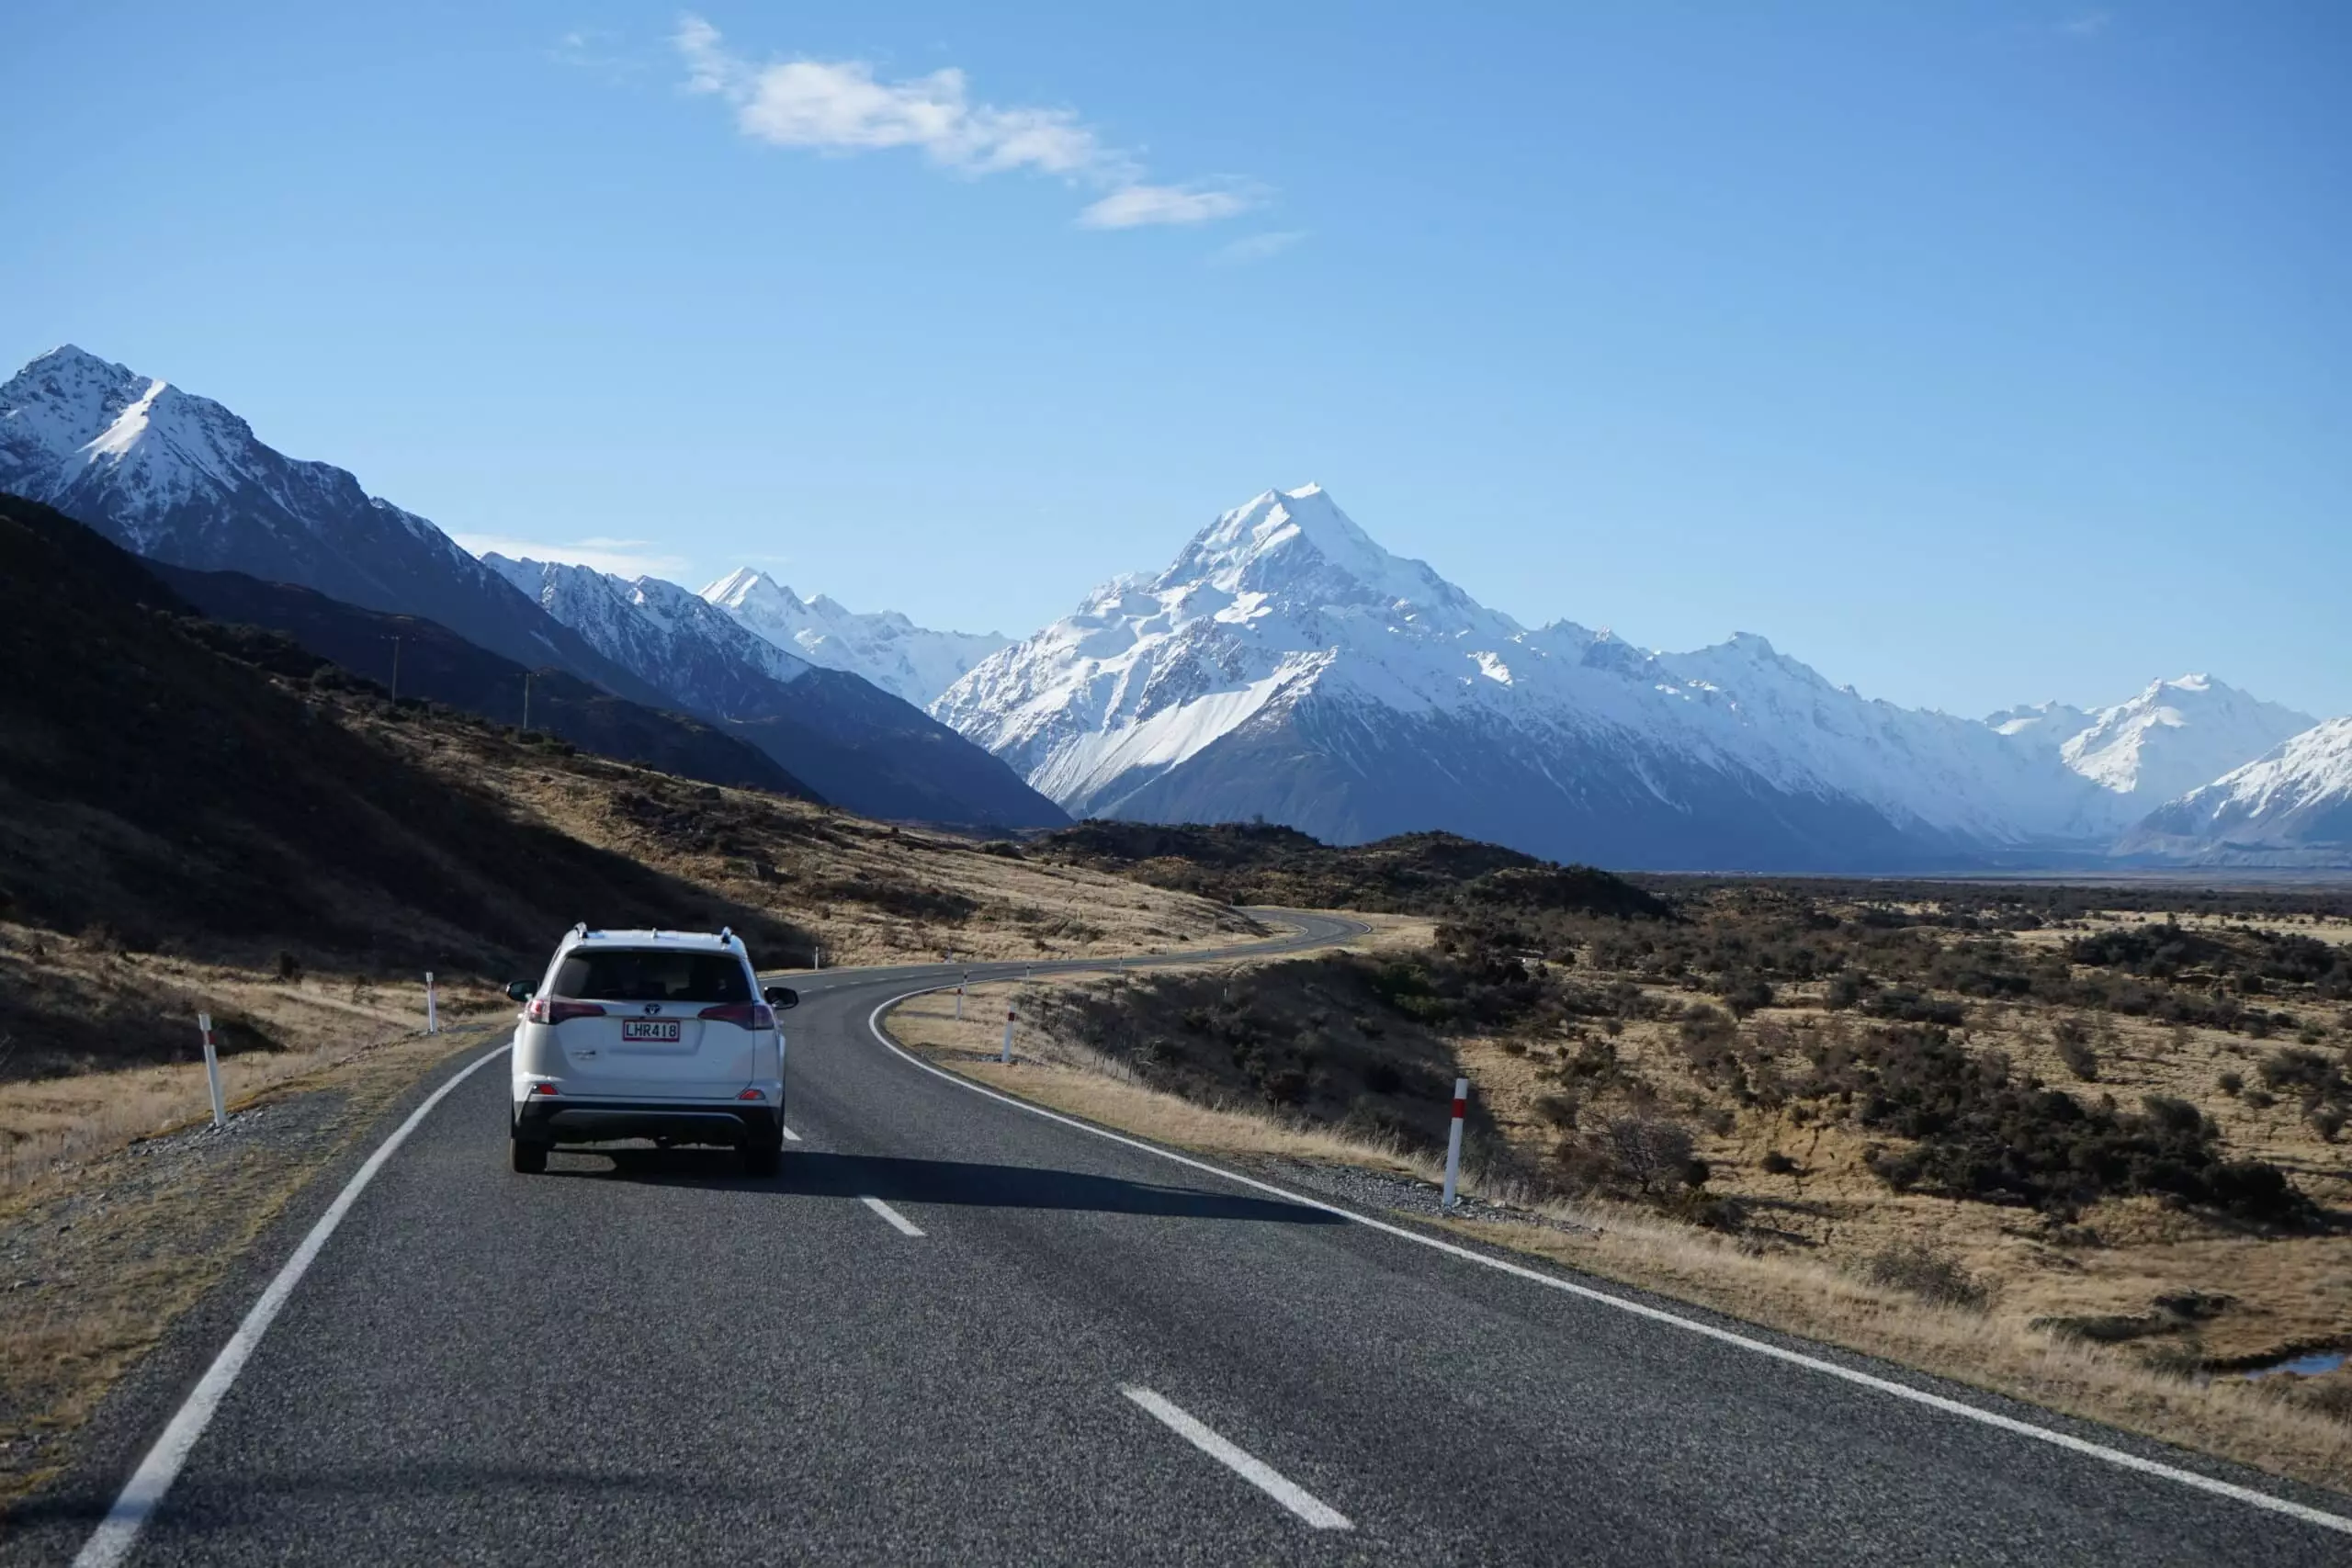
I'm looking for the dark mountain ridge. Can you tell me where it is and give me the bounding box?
[152,564,816,799]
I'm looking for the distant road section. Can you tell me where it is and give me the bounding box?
[19,911,2350,1566]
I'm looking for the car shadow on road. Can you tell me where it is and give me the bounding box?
[554,1148,1343,1224]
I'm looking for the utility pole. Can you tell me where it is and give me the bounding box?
[522,671,535,732]
[386,634,403,702]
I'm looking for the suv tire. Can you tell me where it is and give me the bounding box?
[511,1136,549,1175]
[741,1143,782,1179]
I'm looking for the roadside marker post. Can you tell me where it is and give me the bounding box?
[424,973,438,1035]
[1001,1004,1015,1065]
[1442,1077,1468,1211]
[955,974,967,1021]
[197,1013,226,1129]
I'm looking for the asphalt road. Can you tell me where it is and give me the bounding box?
[19,910,2352,1564]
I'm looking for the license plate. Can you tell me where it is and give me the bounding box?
[621,1020,681,1043]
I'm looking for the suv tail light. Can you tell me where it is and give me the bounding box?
[698,1002,775,1030]
[526,997,608,1024]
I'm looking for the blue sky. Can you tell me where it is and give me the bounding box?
[6,2,2346,717]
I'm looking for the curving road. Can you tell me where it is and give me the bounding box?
[16,910,2351,1564]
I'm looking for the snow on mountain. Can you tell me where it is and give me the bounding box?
[935,485,2329,866]
[0,344,1059,829]
[2116,717,2352,865]
[0,344,663,700]
[485,555,814,710]
[1984,700,2096,758]
[485,554,1067,829]
[2052,675,2314,805]
[933,484,2158,868]
[701,568,1006,706]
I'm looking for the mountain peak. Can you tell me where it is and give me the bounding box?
[701,565,1008,706]
[2058,672,2317,799]
[702,566,805,614]
[1155,482,1497,633]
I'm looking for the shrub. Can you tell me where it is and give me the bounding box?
[1532,1091,1579,1128]
[1809,1023,2311,1223]
[2053,1019,2099,1081]
[1864,985,1967,1027]
[2217,1070,2244,1096]
[1825,971,1872,1010]
[1860,1242,1990,1312]
[1601,1116,1697,1195]
[1760,1150,1800,1176]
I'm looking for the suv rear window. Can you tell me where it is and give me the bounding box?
[554,948,752,1004]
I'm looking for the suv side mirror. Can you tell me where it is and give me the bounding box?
[505,981,533,1003]
[763,986,799,1011]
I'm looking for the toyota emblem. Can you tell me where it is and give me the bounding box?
[644,1003,662,1016]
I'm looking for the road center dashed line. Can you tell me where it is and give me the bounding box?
[861,1196,924,1236]
[1122,1385,1352,1530]
[780,1123,802,1143]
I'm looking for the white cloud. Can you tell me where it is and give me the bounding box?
[2058,10,2112,37]
[550,27,641,82]
[455,533,692,580]
[1079,182,1259,230]
[1210,229,1308,265]
[673,15,1259,228]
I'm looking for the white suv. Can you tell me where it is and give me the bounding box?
[505,926,797,1176]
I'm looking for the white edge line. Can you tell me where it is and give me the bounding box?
[1122,1384,1352,1530]
[74,1043,511,1568]
[861,1195,925,1236]
[866,989,2352,1539]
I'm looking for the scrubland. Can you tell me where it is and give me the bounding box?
[885,870,2352,1493]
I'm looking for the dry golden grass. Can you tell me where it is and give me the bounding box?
[1444,1209,2352,1495]
[2012,910,2352,948]
[886,970,2352,1497]
[0,1023,508,1508]
[890,983,1440,1174]
[1455,994,2352,1370]
[0,922,512,1193]
[352,716,1259,970]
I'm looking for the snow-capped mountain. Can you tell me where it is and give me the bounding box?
[0,345,1058,828]
[2117,718,2352,865]
[0,345,661,702]
[486,556,818,713]
[2051,676,2312,806]
[487,555,1065,829]
[933,485,2303,869]
[702,568,1006,707]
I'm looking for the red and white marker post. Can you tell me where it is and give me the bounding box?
[1442,1076,1469,1211]
[197,1012,226,1129]
[1001,1002,1016,1065]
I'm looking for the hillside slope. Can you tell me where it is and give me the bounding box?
[153,564,816,798]
[0,492,802,976]
[490,554,1069,830]
[2119,718,2352,866]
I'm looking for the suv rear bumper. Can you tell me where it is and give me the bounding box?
[514,1098,785,1150]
